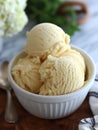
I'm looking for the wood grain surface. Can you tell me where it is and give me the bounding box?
[0,89,93,130]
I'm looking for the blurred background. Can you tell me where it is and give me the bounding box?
[0,0,98,63]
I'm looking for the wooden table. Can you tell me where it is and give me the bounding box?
[0,89,93,130]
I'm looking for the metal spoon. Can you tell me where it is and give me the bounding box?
[0,61,18,123]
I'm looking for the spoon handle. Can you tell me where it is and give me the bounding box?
[5,89,18,123]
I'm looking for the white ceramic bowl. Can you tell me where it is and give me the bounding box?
[8,46,96,119]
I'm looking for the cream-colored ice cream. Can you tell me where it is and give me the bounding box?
[12,22,86,96]
[39,50,85,95]
[25,23,70,58]
[12,56,42,93]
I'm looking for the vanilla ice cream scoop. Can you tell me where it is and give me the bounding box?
[25,23,70,57]
[12,56,42,93]
[11,22,86,96]
[39,50,85,95]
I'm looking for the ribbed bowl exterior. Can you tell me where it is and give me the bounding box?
[16,95,85,119]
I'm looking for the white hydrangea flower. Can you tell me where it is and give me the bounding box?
[0,0,28,38]
[17,0,27,9]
